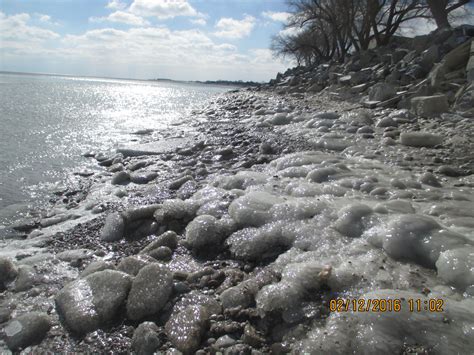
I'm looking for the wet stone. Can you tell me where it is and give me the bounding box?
[55,270,132,334]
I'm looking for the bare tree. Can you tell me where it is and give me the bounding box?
[426,0,471,29]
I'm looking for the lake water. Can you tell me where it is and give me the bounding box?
[0,72,230,224]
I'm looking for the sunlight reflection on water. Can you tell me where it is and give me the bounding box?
[0,73,230,221]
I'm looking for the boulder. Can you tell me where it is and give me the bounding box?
[126,263,173,321]
[411,95,449,117]
[4,312,52,351]
[55,270,132,334]
[369,83,396,102]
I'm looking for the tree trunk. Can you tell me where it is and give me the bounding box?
[427,0,451,29]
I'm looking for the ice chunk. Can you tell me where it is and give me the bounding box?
[256,263,331,313]
[227,222,295,261]
[228,191,284,227]
[436,247,474,291]
[269,199,328,221]
[213,171,267,190]
[306,167,340,183]
[333,204,373,238]
[271,152,336,171]
[381,215,471,268]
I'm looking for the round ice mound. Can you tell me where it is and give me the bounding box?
[436,247,474,291]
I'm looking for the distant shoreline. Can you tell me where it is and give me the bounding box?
[0,70,262,87]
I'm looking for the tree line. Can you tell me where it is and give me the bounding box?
[271,0,471,66]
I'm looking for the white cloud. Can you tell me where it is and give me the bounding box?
[129,0,200,19]
[91,11,150,26]
[0,12,60,44]
[190,18,206,26]
[214,15,255,39]
[34,13,60,26]
[106,0,127,10]
[262,11,291,23]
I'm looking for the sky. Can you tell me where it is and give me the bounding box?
[0,0,293,81]
[1,1,473,82]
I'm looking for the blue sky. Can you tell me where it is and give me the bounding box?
[0,0,293,81]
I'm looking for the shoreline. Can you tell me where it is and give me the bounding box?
[1,77,474,352]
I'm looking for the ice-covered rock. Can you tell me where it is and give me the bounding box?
[436,247,474,291]
[256,263,331,316]
[126,263,173,321]
[100,212,125,242]
[381,215,471,268]
[227,222,295,261]
[213,171,267,190]
[228,191,284,227]
[333,204,373,238]
[185,215,226,252]
[56,270,132,334]
[306,167,340,183]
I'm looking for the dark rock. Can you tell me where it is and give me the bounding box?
[0,257,18,289]
[111,171,131,185]
[126,263,173,321]
[4,312,51,351]
[131,322,162,355]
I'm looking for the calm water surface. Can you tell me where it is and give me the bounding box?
[0,72,230,223]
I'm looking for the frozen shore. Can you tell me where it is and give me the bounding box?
[0,84,473,353]
[1,27,474,354]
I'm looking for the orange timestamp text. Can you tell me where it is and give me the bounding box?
[329,298,445,313]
